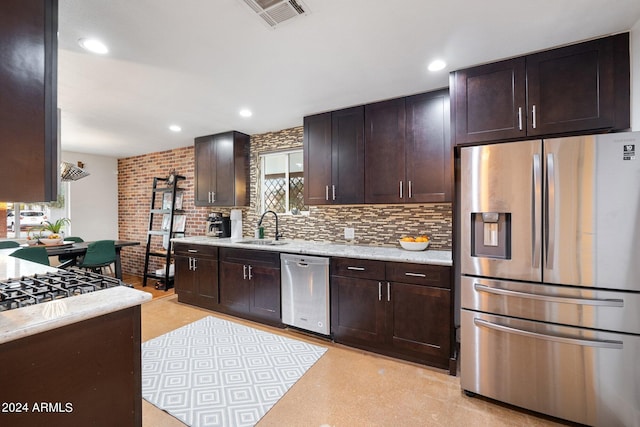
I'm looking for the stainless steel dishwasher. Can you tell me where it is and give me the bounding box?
[281,254,330,335]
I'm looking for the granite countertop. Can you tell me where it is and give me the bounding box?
[172,236,453,266]
[0,252,152,345]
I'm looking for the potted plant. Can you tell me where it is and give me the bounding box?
[40,218,70,238]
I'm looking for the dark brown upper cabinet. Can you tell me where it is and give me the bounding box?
[365,89,451,203]
[451,32,630,145]
[303,106,364,205]
[0,0,58,202]
[194,131,249,207]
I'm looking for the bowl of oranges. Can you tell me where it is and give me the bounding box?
[398,235,430,251]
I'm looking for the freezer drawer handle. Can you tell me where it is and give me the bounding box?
[347,266,365,271]
[473,318,623,349]
[474,283,624,307]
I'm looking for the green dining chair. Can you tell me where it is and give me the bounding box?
[0,240,20,249]
[10,246,50,266]
[77,240,116,275]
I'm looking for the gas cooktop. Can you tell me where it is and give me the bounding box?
[0,268,129,312]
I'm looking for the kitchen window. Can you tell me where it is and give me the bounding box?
[259,150,307,214]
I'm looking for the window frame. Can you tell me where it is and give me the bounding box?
[259,149,307,215]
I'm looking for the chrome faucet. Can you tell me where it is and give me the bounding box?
[258,210,283,240]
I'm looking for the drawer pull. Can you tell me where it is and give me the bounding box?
[347,266,365,271]
[188,249,198,253]
[405,272,426,278]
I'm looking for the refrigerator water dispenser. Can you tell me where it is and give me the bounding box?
[471,212,511,259]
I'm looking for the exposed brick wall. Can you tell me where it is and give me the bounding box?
[117,126,452,277]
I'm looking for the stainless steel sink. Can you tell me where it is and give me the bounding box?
[237,239,288,246]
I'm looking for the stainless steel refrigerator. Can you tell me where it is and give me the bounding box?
[459,132,640,426]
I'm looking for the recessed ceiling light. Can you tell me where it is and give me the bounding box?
[239,109,253,118]
[78,38,109,54]
[427,59,446,72]
[169,125,182,132]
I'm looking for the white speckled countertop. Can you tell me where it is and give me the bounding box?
[0,252,152,344]
[172,236,453,266]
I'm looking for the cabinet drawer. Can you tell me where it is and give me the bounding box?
[386,263,451,289]
[173,243,218,259]
[331,257,385,280]
[220,247,280,268]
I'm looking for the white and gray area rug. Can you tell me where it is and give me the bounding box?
[141,316,327,427]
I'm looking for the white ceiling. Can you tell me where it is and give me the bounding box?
[58,0,640,158]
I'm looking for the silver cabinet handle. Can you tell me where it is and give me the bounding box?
[473,283,624,307]
[399,181,403,198]
[212,191,216,203]
[517,107,523,130]
[405,272,426,278]
[332,185,336,200]
[188,249,198,253]
[192,258,197,271]
[387,282,390,302]
[248,265,253,280]
[188,257,193,270]
[546,153,556,269]
[532,153,542,269]
[243,264,247,280]
[531,104,537,129]
[325,185,329,201]
[474,318,623,349]
[408,181,412,198]
[347,266,365,271]
[378,282,382,301]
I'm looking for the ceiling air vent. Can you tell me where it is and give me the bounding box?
[239,0,310,28]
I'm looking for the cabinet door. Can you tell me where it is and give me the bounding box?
[405,90,452,203]
[303,112,332,205]
[387,283,451,366]
[174,254,195,300]
[249,265,281,322]
[212,132,236,206]
[452,58,526,145]
[219,261,250,313]
[332,106,364,204]
[194,136,214,206]
[193,257,219,309]
[526,35,621,136]
[331,276,385,347]
[365,98,406,203]
[0,0,58,202]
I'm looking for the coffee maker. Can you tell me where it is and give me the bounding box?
[206,212,231,238]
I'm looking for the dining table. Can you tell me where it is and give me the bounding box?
[39,240,140,279]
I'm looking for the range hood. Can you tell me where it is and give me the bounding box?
[60,161,90,182]
[239,0,310,28]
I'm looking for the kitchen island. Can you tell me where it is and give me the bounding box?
[0,253,151,427]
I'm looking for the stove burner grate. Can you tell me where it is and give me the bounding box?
[0,268,128,312]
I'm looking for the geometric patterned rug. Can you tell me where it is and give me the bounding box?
[141,316,327,427]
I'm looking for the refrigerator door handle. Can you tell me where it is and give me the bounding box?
[546,153,556,269]
[532,154,542,268]
[473,318,623,349]
[474,283,624,307]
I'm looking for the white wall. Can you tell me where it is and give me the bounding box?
[61,151,119,240]
[632,19,640,130]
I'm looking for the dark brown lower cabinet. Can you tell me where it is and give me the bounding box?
[219,248,282,326]
[173,243,219,310]
[331,257,452,370]
[0,307,142,427]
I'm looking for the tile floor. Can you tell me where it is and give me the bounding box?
[137,289,569,427]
